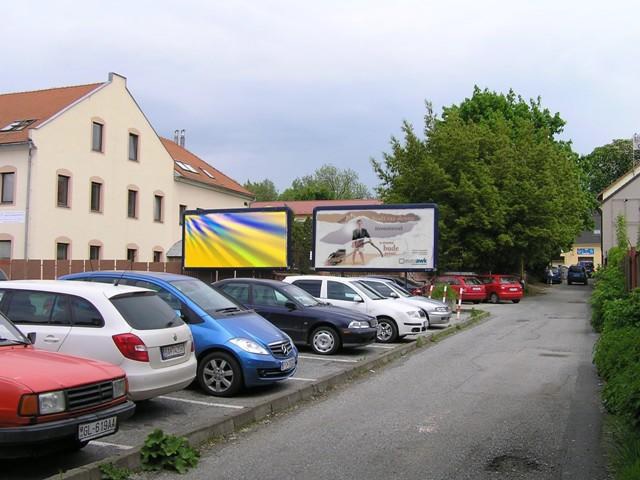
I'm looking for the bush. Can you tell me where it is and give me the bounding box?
[591,247,627,332]
[603,289,640,332]
[594,326,640,382]
[602,361,640,428]
[141,429,199,474]
[426,283,459,304]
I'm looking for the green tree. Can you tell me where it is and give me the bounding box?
[578,139,634,197]
[372,88,591,272]
[280,164,371,200]
[290,217,312,273]
[243,179,279,202]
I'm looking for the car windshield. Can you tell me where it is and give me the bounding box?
[389,284,411,297]
[463,277,482,285]
[351,281,385,300]
[171,279,241,315]
[281,284,320,307]
[499,277,519,284]
[0,312,29,345]
[360,281,397,298]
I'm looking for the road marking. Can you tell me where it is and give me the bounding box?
[298,355,359,363]
[287,377,317,382]
[90,441,134,450]
[368,344,395,349]
[159,395,244,409]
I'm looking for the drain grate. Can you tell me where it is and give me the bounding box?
[486,454,541,473]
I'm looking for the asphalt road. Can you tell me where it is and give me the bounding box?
[151,283,609,480]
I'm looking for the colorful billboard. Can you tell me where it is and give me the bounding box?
[313,204,438,271]
[183,208,291,269]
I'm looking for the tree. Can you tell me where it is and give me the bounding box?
[578,139,635,198]
[243,179,279,202]
[372,88,591,273]
[280,164,371,201]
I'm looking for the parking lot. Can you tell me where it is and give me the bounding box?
[5,308,480,480]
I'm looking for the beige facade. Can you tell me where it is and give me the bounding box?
[0,73,253,261]
[560,243,602,268]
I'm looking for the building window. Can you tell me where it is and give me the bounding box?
[129,133,139,161]
[57,175,70,207]
[154,195,163,222]
[92,122,103,152]
[90,182,102,212]
[56,242,69,260]
[89,245,101,260]
[153,250,162,262]
[179,204,186,225]
[0,240,10,259]
[1,172,14,204]
[126,248,137,262]
[127,189,137,218]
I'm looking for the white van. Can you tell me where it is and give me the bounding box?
[283,275,427,343]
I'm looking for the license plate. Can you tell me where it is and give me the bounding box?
[281,357,296,371]
[509,288,518,291]
[78,416,117,442]
[161,342,186,360]
[473,287,481,291]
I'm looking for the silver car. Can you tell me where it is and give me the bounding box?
[357,278,452,328]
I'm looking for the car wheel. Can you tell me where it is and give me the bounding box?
[512,299,520,304]
[311,326,340,355]
[376,317,398,343]
[489,293,499,304]
[197,351,243,397]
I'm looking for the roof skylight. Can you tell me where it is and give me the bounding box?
[0,119,35,132]
[201,168,215,179]
[175,161,199,174]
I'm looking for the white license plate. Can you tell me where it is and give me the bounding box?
[473,287,481,291]
[161,342,186,360]
[281,357,296,371]
[509,288,518,291]
[78,416,117,442]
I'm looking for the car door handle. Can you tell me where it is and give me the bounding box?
[43,335,60,343]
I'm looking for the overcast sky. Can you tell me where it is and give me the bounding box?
[2,1,637,192]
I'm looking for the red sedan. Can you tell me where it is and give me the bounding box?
[478,274,523,304]
[434,275,487,303]
[0,313,135,458]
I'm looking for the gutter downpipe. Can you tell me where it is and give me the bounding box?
[23,139,34,259]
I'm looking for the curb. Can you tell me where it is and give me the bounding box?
[52,310,490,480]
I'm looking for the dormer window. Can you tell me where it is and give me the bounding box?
[0,119,35,132]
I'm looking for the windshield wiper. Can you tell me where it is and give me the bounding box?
[0,338,29,346]
[215,307,242,313]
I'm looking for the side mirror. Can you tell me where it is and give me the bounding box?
[285,301,297,311]
[389,292,399,298]
[27,332,36,344]
[352,295,364,303]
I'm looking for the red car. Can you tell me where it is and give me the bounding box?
[478,274,523,304]
[434,275,487,304]
[0,312,135,458]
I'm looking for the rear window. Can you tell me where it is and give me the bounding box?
[568,266,584,273]
[291,280,322,298]
[462,277,482,285]
[110,292,183,330]
[499,277,519,284]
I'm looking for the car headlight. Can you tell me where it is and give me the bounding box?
[39,391,66,414]
[407,310,423,319]
[348,320,370,329]
[112,378,127,398]
[435,307,449,312]
[229,338,269,355]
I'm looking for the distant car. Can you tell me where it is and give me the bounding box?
[477,275,523,304]
[567,265,588,285]
[546,267,562,284]
[61,271,298,397]
[367,275,427,296]
[355,278,451,328]
[0,311,135,458]
[433,275,487,304]
[284,275,428,343]
[0,280,196,401]
[215,278,377,355]
[578,261,595,278]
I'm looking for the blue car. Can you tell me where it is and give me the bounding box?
[567,265,588,285]
[60,271,297,397]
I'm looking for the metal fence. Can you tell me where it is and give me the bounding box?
[624,248,639,292]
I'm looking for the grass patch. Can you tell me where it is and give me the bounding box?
[604,415,640,480]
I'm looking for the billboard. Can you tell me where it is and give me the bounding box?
[313,204,438,271]
[183,207,291,269]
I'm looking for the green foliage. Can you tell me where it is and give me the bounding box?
[577,139,634,198]
[141,429,199,474]
[99,463,131,480]
[617,214,629,249]
[291,218,312,273]
[609,417,640,480]
[280,164,370,200]
[372,88,590,272]
[243,179,279,202]
[603,289,640,331]
[591,247,627,332]
[427,283,459,304]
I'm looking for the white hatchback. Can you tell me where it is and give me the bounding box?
[0,280,196,401]
[283,275,428,343]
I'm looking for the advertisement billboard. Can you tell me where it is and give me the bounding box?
[183,207,291,269]
[313,204,438,271]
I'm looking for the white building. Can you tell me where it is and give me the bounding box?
[0,73,253,262]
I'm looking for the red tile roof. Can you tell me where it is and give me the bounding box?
[0,83,104,145]
[251,199,382,216]
[160,138,254,198]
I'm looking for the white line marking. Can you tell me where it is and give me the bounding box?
[368,344,395,349]
[287,377,317,382]
[298,355,359,363]
[159,395,244,409]
[90,440,134,450]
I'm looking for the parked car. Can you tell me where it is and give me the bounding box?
[578,261,595,278]
[61,272,298,397]
[545,267,563,284]
[433,275,487,303]
[477,275,523,303]
[214,278,377,355]
[355,278,451,328]
[0,311,135,458]
[367,275,427,296]
[567,265,588,285]
[0,280,196,401]
[283,275,428,343]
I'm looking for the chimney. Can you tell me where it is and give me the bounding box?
[173,129,180,144]
[179,129,185,147]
